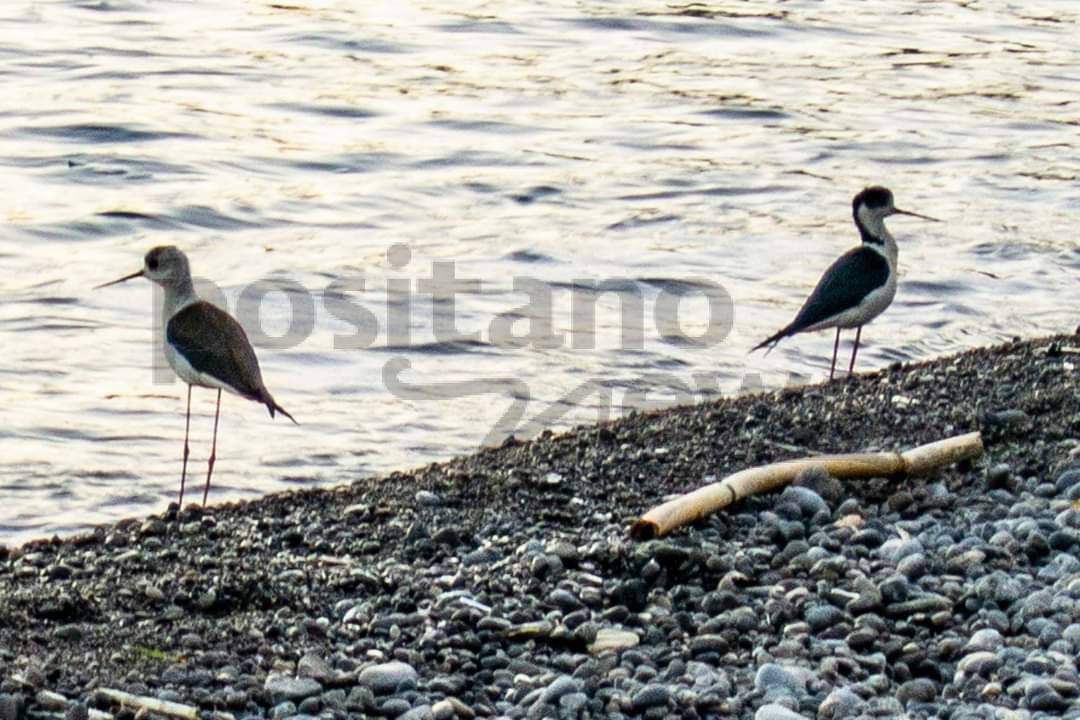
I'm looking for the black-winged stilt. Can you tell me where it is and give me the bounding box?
[97,246,297,507]
[752,186,938,379]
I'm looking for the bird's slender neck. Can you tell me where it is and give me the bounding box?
[855,208,898,268]
[160,276,198,321]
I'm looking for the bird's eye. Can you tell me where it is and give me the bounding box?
[147,257,159,271]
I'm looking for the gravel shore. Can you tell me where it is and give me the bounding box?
[2,333,1079,720]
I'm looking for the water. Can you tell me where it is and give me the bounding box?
[1,1,1077,545]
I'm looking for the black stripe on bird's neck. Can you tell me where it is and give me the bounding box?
[858,225,885,246]
[855,212,888,247]
[853,201,896,249]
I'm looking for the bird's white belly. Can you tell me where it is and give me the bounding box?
[164,339,239,395]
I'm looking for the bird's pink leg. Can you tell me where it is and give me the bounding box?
[203,389,222,506]
[829,328,841,381]
[179,384,192,508]
[848,326,863,375]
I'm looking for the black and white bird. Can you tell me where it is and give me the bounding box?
[751,186,938,379]
[97,246,297,507]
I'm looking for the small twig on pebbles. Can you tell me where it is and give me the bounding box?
[30,689,112,719]
[96,688,207,720]
[761,439,822,455]
[631,431,984,540]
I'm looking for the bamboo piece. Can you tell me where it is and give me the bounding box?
[631,431,983,540]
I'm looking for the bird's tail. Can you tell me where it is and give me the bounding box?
[261,389,299,425]
[749,327,790,356]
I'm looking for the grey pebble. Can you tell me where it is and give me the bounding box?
[817,687,863,718]
[380,697,412,717]
[754,663,807,697]
[779,486,830,517]
[399,704,435,720]
[879,537,923,563]
[964,628,1004,653]
[1024,678,1068,712]
[804,604,845,632]
[139,518,166,536]
[539,675,580,705]
[431,699,463,720]
[547,588,583,612]
[415,490,442,506]
[957,651,1001,678]
[983,408,1031,430]
[297,652,333,682]
[886,593,951,617]
[793,465,844,503]
[264,675,323,702]
[878,575,910,604]
[463,547,499,566]
[1056,468,1080,494]
[346,686,376,711]
[896,553,928,580]
[269,701,297,719]
[53,624,83,641]
[896,678,937,705]
[530,553,563,579]
[850,527,885,547]
[987,463,1011,488]
[973,571,1025,606]
[559,692,588,716]
[631,684,671,710]
[755,703,811,720]
[64,704,89,720]
[179,632,203,649]
[46,563,74,580]
[297,696,320,715]
[358,661,418,694]
[690,634,729,655]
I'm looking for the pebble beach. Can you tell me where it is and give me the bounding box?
[2,332,1079,720]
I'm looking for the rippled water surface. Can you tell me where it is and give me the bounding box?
[1,1,1077,544]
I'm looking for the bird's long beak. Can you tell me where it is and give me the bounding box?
[894,208,941,222]
[94,269,144,289]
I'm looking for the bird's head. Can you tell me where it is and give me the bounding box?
[854,186,939,228]
[141,246,191,286]
[95,245,191,289]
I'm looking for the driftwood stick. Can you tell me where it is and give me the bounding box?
[631,431,983,540]
[97,688,204,720]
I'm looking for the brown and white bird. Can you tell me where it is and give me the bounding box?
[97,246,297,507]
[752,186,938,379]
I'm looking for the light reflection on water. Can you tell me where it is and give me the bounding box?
[1,1,1077,544]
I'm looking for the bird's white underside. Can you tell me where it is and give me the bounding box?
[801,274,898,333]
[163,338,244,396]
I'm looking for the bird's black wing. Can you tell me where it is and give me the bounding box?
[166,301,266,400]
[752,247,889,351]
[788,247,890,332]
